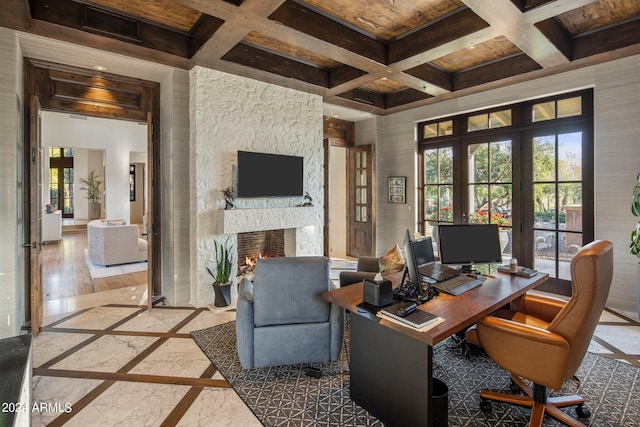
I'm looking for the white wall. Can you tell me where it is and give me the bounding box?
[376,54,640,315]
[190,66,324,307]
[41,112,147,221]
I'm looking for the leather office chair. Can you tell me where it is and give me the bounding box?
[338,256,380,287]
[236,256,345,369]
[466,240,613,427]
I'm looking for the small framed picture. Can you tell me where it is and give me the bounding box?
[388,177,406,203]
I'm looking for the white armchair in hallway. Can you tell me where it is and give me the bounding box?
[87,219,148,266]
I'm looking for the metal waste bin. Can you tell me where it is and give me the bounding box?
[431,378,449,426]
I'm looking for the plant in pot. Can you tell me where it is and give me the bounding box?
[631,173,640,316]
[207,238,235,307]
[79,170,102,220]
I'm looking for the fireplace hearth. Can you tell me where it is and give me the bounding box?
[237,230,285,276]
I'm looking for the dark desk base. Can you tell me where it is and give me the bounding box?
[350,314,436,427]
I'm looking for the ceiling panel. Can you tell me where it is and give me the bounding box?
[243,32,341,69]
[431,36,522,73]
[556,0,640,36]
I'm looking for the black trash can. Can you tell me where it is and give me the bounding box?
[431,378,449,426]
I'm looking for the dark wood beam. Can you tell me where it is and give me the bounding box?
[453,53,541,91]
[190,14,225,57]
[330,65,367,88]
[222,42,329,87]
[388,8,489,64]
[572,18,640,60]
[535,18,571,61]
[404,64,453,92]
[386,89,432,109]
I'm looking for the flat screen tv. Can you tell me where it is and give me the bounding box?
[237,151,304,198]
[437,224,502,270]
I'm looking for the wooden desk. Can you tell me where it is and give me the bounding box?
[323,271,548,427]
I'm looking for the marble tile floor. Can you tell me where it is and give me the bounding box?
[32,288,640,427]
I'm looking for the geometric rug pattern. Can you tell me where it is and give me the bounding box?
[192,321,640,427]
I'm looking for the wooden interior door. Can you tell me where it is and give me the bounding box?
[29,95,43,334]
[348,145,375,257]
[146,112,154,310]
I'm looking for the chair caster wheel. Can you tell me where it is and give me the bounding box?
[480,400,492,413]
[575,404,591,418]
[509,380,521,394]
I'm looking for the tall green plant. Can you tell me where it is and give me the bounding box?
[631,173,640,259]
[79,170,102,203]
[207,238,234,284]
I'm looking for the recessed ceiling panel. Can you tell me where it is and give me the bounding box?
[301,0,463,41]
[360,78,407,94]
[84,0,203,32]
[431,36,521,73]
[556,0,640,36]
[244,32,341,69]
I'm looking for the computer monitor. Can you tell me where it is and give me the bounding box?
[437,224,502,271]
[412,236,435,267]
[401,230,429,302]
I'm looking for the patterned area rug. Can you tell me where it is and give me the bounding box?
[191,321,640,426]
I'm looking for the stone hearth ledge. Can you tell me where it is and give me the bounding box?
[216,206,318,234]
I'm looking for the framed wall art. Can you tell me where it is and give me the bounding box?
[388,176,406,204]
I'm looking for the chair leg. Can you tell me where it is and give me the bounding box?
[479,374,588,427]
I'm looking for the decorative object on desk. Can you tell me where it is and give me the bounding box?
[207,237,235,307]
[387,176,406,203]
[192,320,639,427]
[45,203,54,213]
[363,274,393,307]
[510,257,518,273]
[302,191,313,207]
[379,243,405,273]
[222,187,235,210]
[79,170,102,219]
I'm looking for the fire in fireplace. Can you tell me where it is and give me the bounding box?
[237,230,285,277]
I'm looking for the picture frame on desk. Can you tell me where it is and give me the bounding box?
[388,176,406,204]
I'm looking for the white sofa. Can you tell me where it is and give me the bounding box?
[87,219,148,266]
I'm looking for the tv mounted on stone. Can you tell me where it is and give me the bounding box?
[237,151,304,198]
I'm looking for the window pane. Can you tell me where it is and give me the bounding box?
[424,186,438,220]
[534,230,557,278]
[359,171,366,186]
[424,123,438,138]
[362,151,367,164]
[557,97,581,118]
[50,147,61,158]
[491,184,512,228]
[439,186,452,221]
[63,148,74,157]
[469,184,489,218]
[561,184,582,231]
[362,206,367,222]
[439,120,453,136]
[356,206,361,222]
[424,149,438,184]
[489,110,512,129]
[558,232,582,280]
[490,141,512,183]
[355,152,361,168]
[468,143,489,183]
[468,114,488,132]
[558,132,582,181]
[534,183,556,229]
[439,147,453,184]
[533,101,555,122]
[533,136,556,181]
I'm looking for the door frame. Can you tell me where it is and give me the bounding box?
[23,59,162,331]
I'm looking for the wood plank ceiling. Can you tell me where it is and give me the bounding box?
[3,0,640,114]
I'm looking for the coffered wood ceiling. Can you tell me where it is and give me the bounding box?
[2,0,639,115]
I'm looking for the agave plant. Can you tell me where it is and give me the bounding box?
[207,238,234,284]
[631,173,640,259]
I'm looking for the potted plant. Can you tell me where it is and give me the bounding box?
[79,170,102,219]
[631,173,640,317]
[207,238,235,307]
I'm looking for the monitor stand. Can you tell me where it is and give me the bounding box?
[394,268,434,304]
[457,264,479,275]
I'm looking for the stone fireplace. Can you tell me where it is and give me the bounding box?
[237,229,285,268]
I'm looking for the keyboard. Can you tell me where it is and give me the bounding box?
[419,263,461,282]
[432,274,482,296]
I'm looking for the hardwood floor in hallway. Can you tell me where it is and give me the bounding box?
[42,232,147,301]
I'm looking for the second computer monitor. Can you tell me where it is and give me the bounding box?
[438,224,502,270]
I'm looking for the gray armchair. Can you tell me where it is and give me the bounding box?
[236,256,345,369]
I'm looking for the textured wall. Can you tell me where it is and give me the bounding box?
[189,67,324,307]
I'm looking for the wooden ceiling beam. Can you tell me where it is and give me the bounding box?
[461,0,571,68]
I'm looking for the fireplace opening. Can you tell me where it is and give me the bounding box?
[237,229,285,277]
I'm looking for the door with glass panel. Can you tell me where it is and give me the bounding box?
[422,145,454,244]
[463,137,516,262]
[348,145,374,257]
[525,127,589,282]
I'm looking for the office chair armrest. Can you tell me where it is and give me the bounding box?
[510,294,567,323]
[477,316,570,389]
